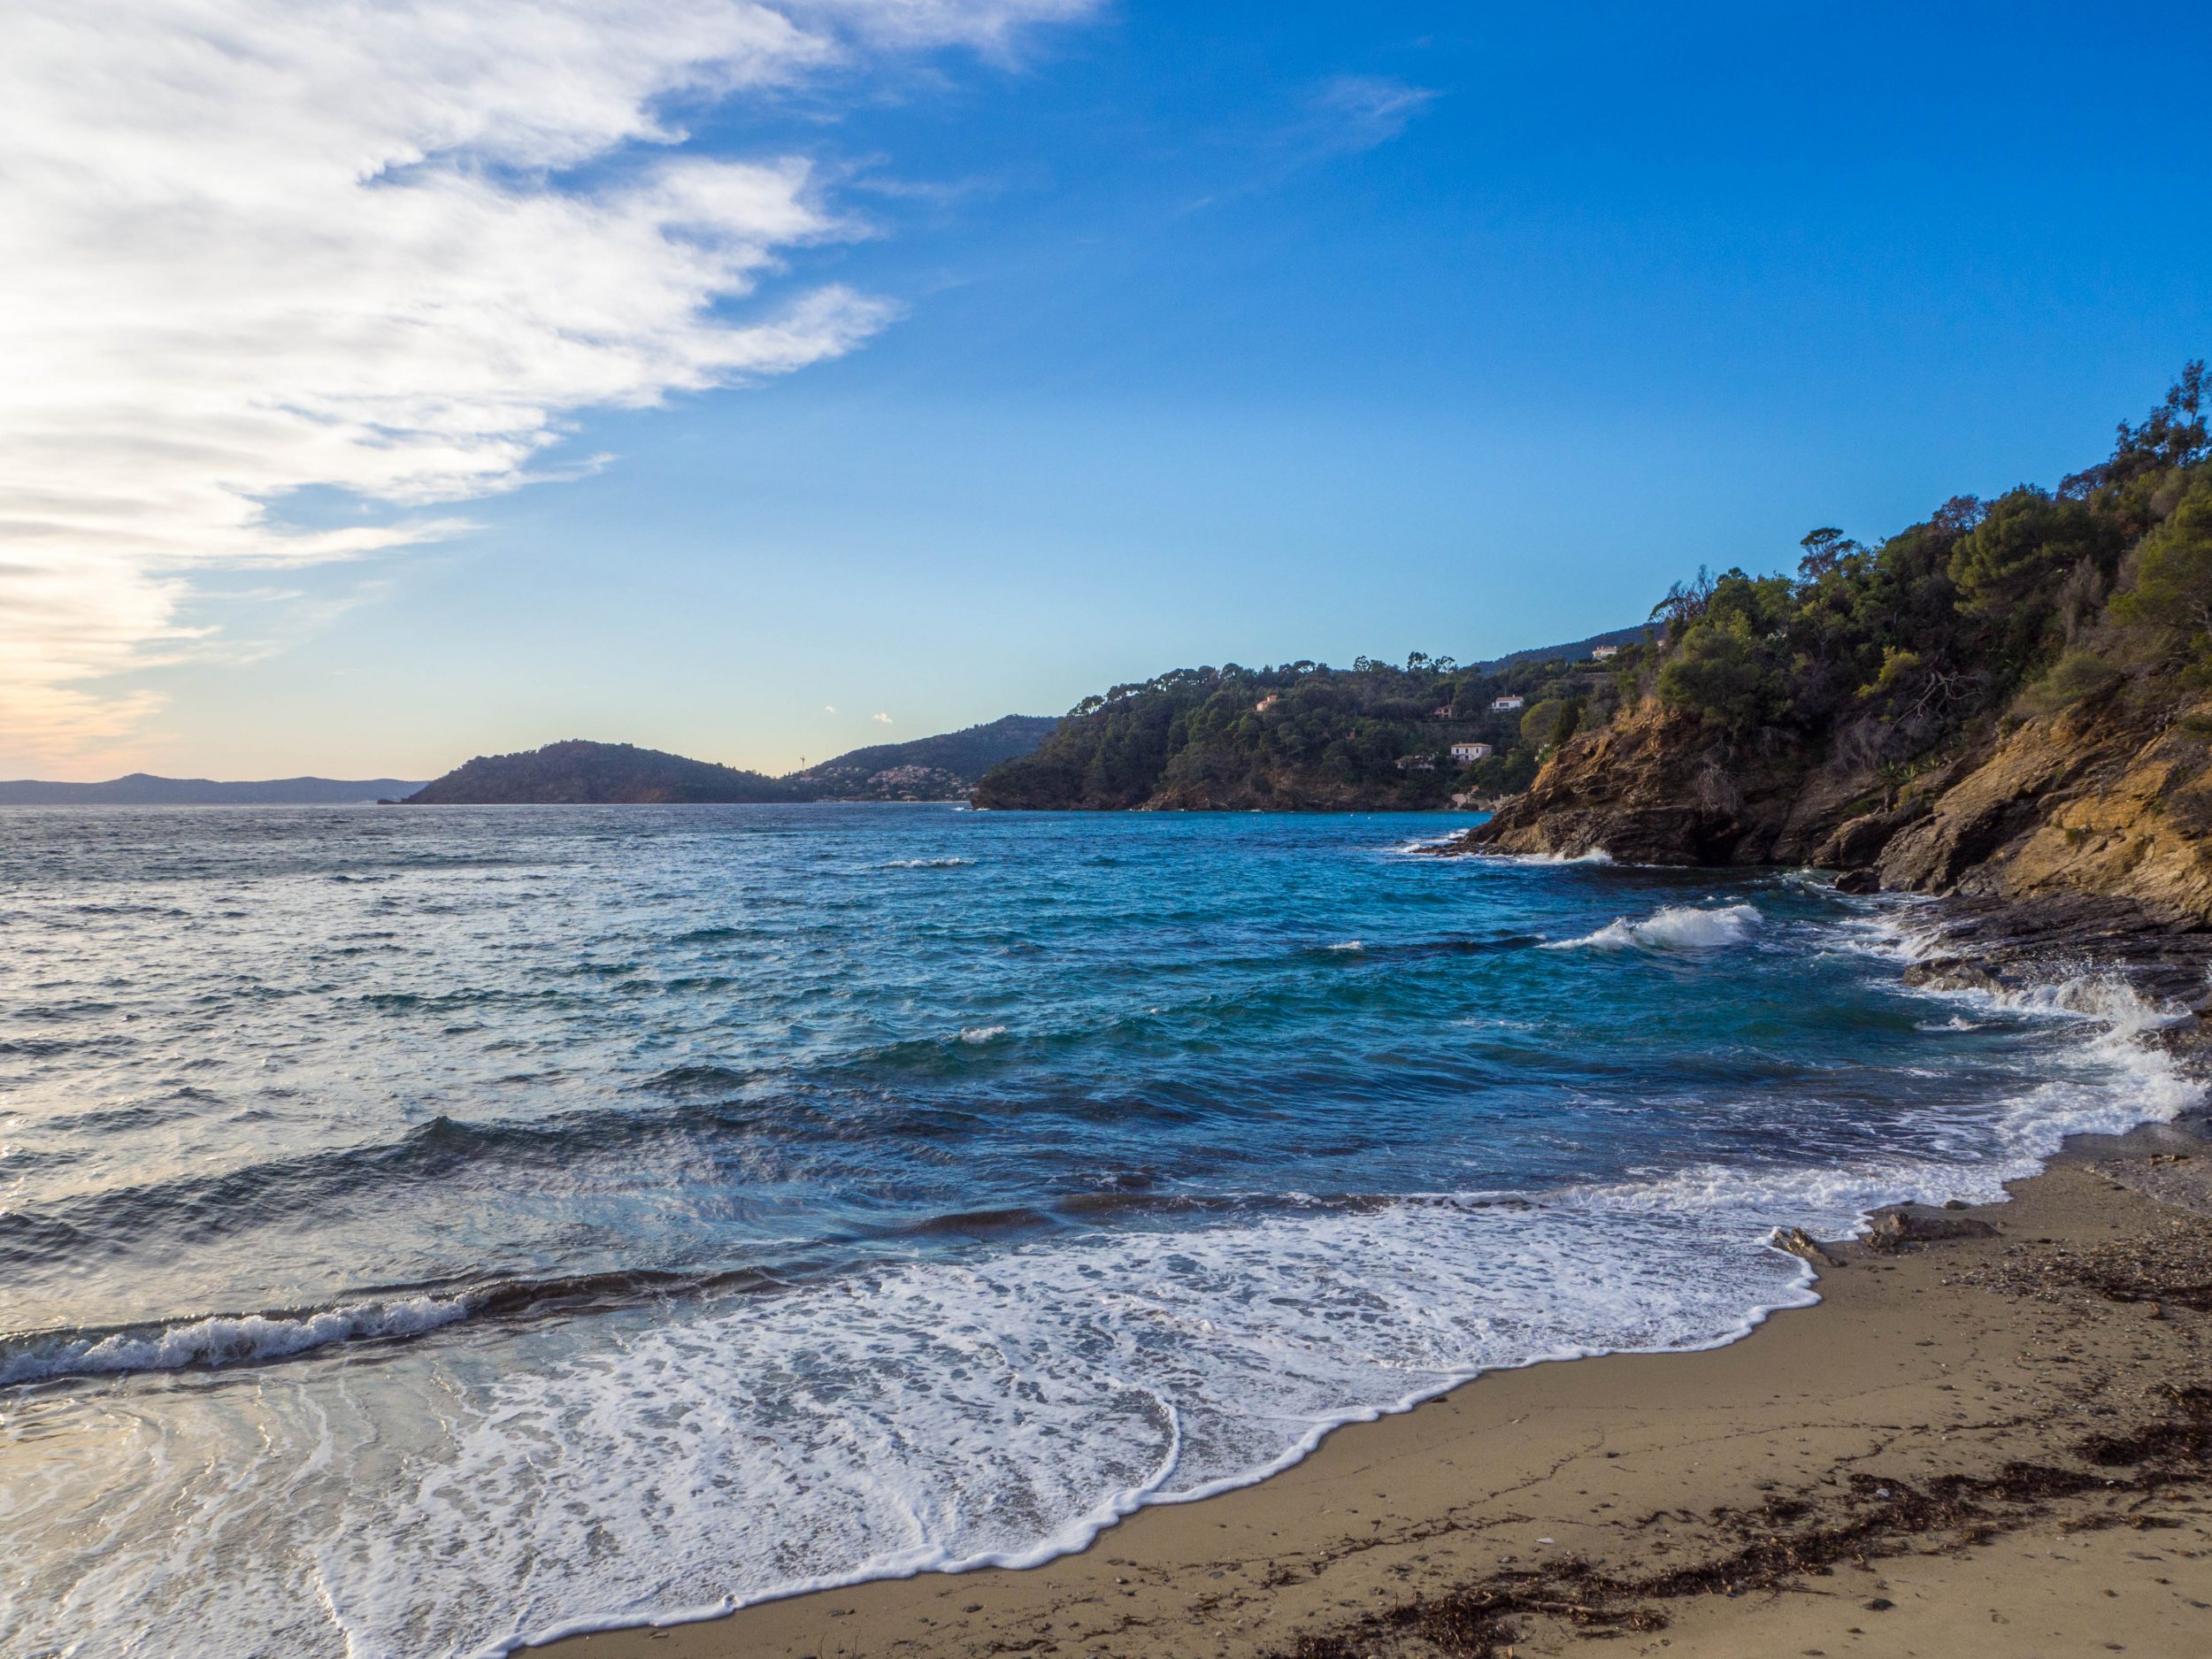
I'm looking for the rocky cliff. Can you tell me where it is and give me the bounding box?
[1461,692,2212,924]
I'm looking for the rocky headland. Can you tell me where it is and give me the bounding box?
[1451,690,2212,1034]
[1448,363,2212,1024]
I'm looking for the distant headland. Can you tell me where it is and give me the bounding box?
[402,716,1058,805]
[0,772,426,806]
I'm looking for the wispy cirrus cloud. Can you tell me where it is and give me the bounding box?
[1308,74,1441,154]
[0,0,1090,767]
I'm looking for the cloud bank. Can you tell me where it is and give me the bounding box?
[0,0,1087,764]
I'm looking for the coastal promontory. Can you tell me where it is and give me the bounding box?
[404,718,1059,805]
[403,741,803,804]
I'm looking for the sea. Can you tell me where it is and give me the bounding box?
[0,803,2197,1657]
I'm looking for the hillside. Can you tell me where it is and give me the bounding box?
[404,741,802,805]
[971,639,1645,811]
[403,718,1058,805]
[0,772,424,805]
[1462,362,2212,925]
[1476,624,1655,673]
[791,715,1056,801]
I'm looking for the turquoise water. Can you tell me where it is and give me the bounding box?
[0,804,2192,1656]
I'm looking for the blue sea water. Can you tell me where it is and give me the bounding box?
[0,804,2194,1657]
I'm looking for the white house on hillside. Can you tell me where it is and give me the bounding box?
[1450,741,1493,764]
[1491,694,1525,711]
[1592,644,1621,660]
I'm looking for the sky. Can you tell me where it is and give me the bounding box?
[4,1,2209,781]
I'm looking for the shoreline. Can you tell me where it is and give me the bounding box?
[529,1116,2212,1659]
[520,892,2212,1659]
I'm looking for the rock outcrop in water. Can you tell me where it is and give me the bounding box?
[1464,693,2212,924]
[1444,364,2212,1045]
[1455,365,2212,949]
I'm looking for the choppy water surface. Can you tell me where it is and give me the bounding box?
[0,805,2194,1656]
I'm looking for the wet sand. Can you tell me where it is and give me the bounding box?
[532,1131,2212,1659]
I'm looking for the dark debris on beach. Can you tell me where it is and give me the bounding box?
[1265,1211,2212,1659]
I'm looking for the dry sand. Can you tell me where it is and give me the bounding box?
[532,1137,2212,1659]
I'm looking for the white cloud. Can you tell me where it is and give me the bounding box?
[824,703,838,712]
[0,0,1090,766]
[1308,74,1440,153]
[871,710,893,723]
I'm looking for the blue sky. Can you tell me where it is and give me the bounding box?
[12,1,2211,779]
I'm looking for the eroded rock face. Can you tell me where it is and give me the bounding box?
[1465,704,1809,865]
[1903,892,2212,1014]
[1460,695,2212,926]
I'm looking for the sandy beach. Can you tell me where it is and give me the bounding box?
[534,1126,2212,1659]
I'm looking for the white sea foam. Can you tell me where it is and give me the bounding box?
[1386,833,1466,855]
[6,917,2201,1659]
[4,1187,1831,1659]
[1547,902,1760,951]
[1325,940,1365,953]
[881,856,975,869]
[0,1294,475,1386]
[957,1025,1008,1043]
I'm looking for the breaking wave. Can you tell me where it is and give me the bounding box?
[1548,902,1761,950]
[7,805,2205,1659]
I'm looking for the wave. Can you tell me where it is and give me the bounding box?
[1386,832,1468,855]
[0,1293,478,1386]
[13,971,2200,1655]
[0,1267,762,1388]
[1546,902,1760,950]
[958,1024,1009,1043]
[0,1097,1000,1272]
[1478,846,1617,866]
[880,856,975,869]
[1294,933,1540,966]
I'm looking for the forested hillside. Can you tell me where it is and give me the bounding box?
[971,642,1647,810]
[1470,363,2212,918]
[404,741,803,804]
[793,715,1055,801]
[405,718,1056,805]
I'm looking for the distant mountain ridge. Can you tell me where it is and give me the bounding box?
[788,715,1059,801]
[404,741,796,805]
[403,718,1060,804]
[0,772,426,805]
[1477,624,1655,672]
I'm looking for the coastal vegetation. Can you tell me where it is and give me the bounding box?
[404,741,803,804]
[970,629,1647,810]
[1470,363,2212,921]
[404,718,1056,804]
[786,715,1057,801]
[1644,360,2209,755]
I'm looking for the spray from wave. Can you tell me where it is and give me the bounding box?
[1548,902,1760,951]
[1485,847,1617,866]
